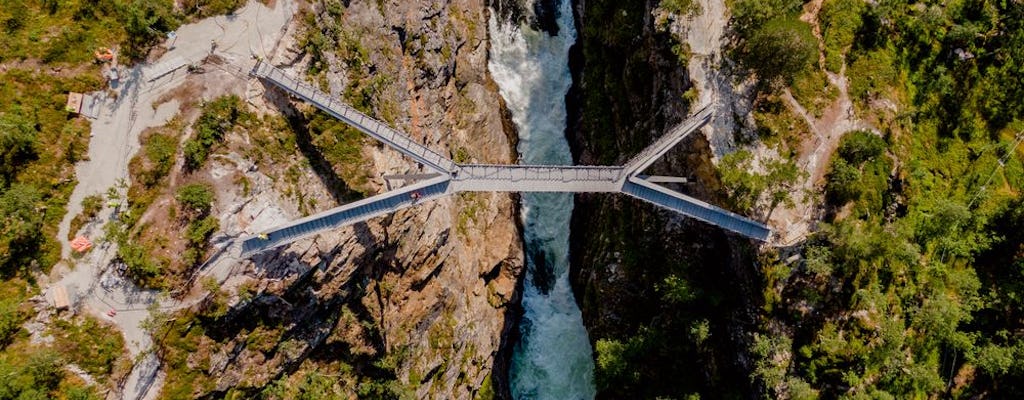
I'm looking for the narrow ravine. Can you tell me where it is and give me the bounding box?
[487,0,596,398]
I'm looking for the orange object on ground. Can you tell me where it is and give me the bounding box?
[70,236,92,253]
[94,47,114,62]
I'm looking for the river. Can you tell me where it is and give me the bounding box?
[487,0,596,398]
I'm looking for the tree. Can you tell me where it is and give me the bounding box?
[719,150,766,213]
[837,131,885,165]
[0,108,38,185]
[176,183,214,218]
[0,184,43,275]
[740,18,817,89]
[121,0,179,59]
[730,0,804,36]
[825,157,860,205]
[719,150,805,215]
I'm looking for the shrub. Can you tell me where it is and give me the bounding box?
[660,0,700,16]
[0,108,38,186]
[825,157,861,205]
[837,130,885,165]
[51,316,126,377]
[186,216,219,247]
[183,96,244,170]
[176,183,215,217]
[0,185,44,274]
[819,0,865,72]
[740,17,817,89]
[118,243,160,282]
[140,133,177,187]
[180,0,246,19]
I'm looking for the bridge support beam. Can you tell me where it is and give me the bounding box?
[238,64,773,258]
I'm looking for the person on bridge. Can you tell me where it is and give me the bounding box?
[410,191,422,203]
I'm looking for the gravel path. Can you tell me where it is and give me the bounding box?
[47,1,296,399]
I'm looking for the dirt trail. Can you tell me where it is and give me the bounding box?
[47,1,297,399]
[767,3,877,245]
[678,0,876,244]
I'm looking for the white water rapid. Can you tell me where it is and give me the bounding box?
[487,1,597,399]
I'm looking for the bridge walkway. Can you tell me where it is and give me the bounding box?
[240,176,451,257]
[622,177,771,241]
[452,164,624,192]
[240,63,772,257]
[250,61,458,173]
[622,105,713,176]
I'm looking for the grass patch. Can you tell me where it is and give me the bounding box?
[50,315,129,378]
[0,69,101,275]
[790,68,838,118]
[67,193,104,240]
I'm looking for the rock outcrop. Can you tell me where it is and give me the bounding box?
[200,0,524,398]
[566,0,761,397]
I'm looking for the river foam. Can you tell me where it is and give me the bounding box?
[487,0,596,398]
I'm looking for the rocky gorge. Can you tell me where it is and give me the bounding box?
[566,0,763,397]
[137,0,527,398]
[129,0,764,398]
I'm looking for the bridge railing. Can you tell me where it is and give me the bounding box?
[252,61,458,172]
[456,164,624,182]
[622,105,712,175]
[622,177,770,241]
[240,176,452,257]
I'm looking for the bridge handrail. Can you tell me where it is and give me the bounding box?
[623,176,771,241]
[622,105,712,175]
[240,175,452,257]
[251,61,457,172]
[456,164,624,181]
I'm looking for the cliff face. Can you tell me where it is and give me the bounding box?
[566,0,760,397]
[197,1,523,398]
[284,1,523,397]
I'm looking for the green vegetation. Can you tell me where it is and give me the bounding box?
[179,0,246,19]
[67,193,105,240]
[50,316,129,378]
[738,17,817,89]
[748,0,1024,398]
[176,183,214,217]
[819,0,865,72]
[135,131,178,188]
[305,111,372,194]
[824,130,889,208]
[0,0,178,63]
[718,149,805,215]
[660,0,700,16]
[184,96,246,170]
[0,282,114,400]
[0,69,98,275]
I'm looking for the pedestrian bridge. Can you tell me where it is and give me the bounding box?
[241,61,770,257]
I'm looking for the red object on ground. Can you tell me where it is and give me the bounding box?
[70,236,92,253]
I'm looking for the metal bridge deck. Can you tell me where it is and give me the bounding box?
[240,62,773,257]
[452,165,625,192]
[622,177,771,241]
[251,61,457,173]
[240,177,451,257]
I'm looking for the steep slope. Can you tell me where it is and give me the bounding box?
[566,0,761,398]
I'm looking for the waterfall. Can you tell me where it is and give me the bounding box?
[487,0,596,398]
